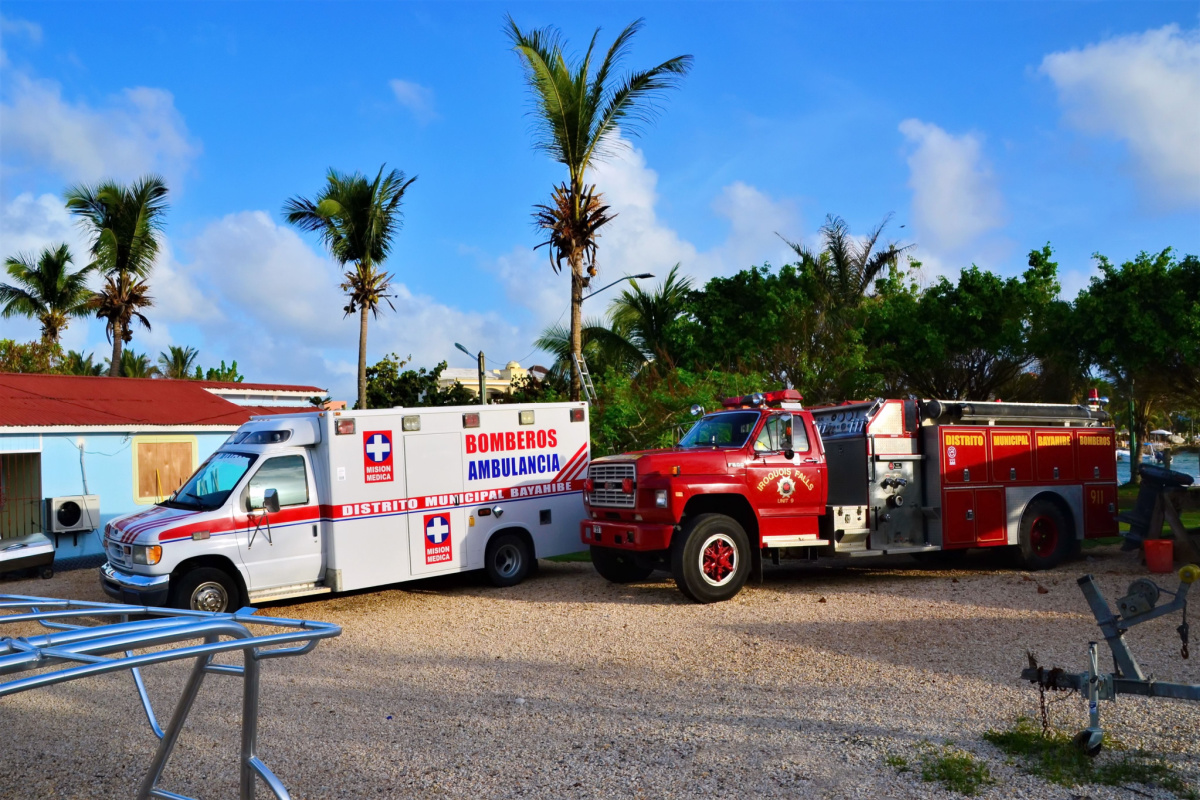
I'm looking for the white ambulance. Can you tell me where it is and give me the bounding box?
[100,402,591,611]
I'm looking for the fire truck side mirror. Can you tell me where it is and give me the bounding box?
[779,413,795,458]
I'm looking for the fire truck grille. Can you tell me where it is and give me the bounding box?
[587,463,637,508]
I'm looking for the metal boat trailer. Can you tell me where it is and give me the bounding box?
[1022,566,1199,755]
[0,594,341,799]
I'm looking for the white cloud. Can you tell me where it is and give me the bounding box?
[0,72,200,188]
[1,14,42,43]
[899,118,1005,267]
[1040,24,1200,207]
[389,79,437,124]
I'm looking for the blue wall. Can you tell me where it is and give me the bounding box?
[1,429,233,564]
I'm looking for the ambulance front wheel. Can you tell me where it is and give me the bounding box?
[485,533,532,588]
[172,567,241,613]
[1018,499,1073,570]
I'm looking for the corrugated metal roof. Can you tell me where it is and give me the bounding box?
[0,373,326,428]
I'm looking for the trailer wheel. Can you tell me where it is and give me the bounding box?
[39,566,54,580]
[485,533,531,588]
[1018,499,1073,570]
[173,567,240,613]
[671,513,751,603]
[590,546,653,584]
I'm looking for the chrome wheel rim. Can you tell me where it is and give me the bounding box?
[493,543,522,578]
[191,581,229,612]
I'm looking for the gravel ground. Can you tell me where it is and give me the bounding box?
[1,545,1198,799]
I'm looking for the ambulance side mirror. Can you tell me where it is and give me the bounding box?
[779,413,795,459]
[263,489,281,514]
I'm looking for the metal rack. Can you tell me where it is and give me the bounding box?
[0,594,341,799]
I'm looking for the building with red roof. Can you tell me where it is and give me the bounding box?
[0,374,328,569]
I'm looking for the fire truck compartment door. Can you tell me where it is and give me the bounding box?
[236,452,323,592]
[405,433,468,576]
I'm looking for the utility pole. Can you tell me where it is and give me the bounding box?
[455,343,487,404]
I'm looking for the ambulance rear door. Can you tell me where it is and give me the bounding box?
[405,432,469,576]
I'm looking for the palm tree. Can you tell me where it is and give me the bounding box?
[535,319,643,383]
[88,272,153,367]
[1,244,94,343]
[63,350,104,376]
[283,166,417,409]
[158,344,200,379]
[506,16,692,399]
[781,214,910,313]
[65,176,169,376]
[608,264,693,362]
[108,349,160,378]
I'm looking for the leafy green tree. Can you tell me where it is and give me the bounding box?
[507,15,692,400]
[283,166,417,410]
[1075,249,1200,478]
[608,264,693,363]
[158,345,200,379]
[589,364,769,456]
[200,360,243,383]
[0,339,63,373]
[1,244,94,344]
[363,353,476,409]
[63,350,103,376]
[108,349,159,378]
[679,262,874,403]
[866,255,1060,400]
[65,176,169,376]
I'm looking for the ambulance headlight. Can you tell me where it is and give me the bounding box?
[654,490,669,508]
[131,545,162,566]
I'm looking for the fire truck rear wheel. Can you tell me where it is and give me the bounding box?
[1018,499,1073,570]
[672,513,751,603]
[173,567,240,613]
[590,546,654,584]
[485,533,531,588]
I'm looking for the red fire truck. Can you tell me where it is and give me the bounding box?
[581,391,1117,603]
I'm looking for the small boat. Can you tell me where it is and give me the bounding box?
[1116,449,1131,461]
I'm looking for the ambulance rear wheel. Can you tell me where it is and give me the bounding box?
[590,547,653,584]
[173,567,240,613]
[672,513,751,604]
[1018,500,1073,570]
[485,533,531,588]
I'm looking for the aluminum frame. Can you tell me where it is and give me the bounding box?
[0,594,341,799]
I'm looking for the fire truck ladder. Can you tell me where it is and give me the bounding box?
[572,353,597,403]
[0,594,341,800]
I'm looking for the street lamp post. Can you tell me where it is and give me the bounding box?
[455,342,486,404]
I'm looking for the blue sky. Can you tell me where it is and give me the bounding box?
[2,2,1198,401]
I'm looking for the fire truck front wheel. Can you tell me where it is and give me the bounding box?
[672,514,751,603]
[485,532,532,588]
[590,546,654,584]
[1018,499,1073,570]
[172,567,241,613]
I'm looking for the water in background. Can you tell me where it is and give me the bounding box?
[1117,451,1200,485]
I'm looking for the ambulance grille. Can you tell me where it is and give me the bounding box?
[587,463,637,508]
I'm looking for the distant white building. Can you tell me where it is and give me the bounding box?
[438,361,545,402]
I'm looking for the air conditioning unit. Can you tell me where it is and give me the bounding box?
[45,495,101,533]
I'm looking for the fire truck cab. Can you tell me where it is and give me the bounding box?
[581,392,1116,603]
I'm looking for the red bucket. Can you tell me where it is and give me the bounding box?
[1144,539,1174,573]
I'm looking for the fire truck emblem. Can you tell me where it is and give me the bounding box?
[776,475,796,502]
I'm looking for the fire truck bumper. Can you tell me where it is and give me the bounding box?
[580,519,674,551]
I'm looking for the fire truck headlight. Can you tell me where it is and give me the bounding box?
[654,490,669,508]
[131,545,162,566]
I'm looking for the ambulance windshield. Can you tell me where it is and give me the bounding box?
[167,451,258,510]
[678,411,760,449]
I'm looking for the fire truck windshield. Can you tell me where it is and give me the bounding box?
[678,411,760,448]
[165,451,258,510]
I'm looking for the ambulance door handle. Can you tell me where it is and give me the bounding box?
[312,525,318,538]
